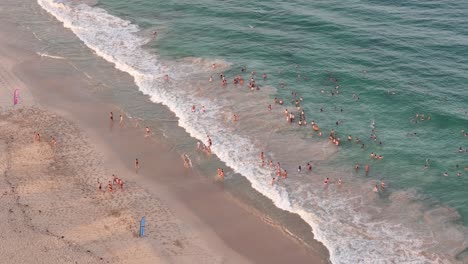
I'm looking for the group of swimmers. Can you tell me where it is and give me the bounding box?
[370,152,384,160]
[258,151,288,186]
[202,66,384,190]
[373,180,386,193]
[323,177,343,187]
[200,65,467,194]
[413,113,431,123]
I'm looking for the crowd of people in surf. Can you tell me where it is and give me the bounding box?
[169,63,465,193]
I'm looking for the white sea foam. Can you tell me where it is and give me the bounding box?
[37,0,467,263]
[36,52,66,60]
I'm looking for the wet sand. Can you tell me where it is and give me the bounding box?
[0,5,330,264]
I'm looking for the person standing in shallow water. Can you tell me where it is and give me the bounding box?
[135,158,139,173]
[145,127,151,137]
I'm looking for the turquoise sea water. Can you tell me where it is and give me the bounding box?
[36,0,467,262]
[99,0,468,216]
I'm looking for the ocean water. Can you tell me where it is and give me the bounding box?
[35,0,468,263]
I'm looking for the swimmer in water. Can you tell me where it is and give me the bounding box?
[373,185,379,193]
[324,177,329,185]
[355,163,359,171]
[423,159,430,170]
[338,178,342,185]
[380,180,386,190]
[457,172,462,177]
[443,172,448,177]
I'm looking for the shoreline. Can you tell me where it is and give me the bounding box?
[0,1,330,263]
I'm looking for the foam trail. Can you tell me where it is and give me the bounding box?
[37,0,464,263]
[36,52,66,60]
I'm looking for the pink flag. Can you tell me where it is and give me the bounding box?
[14,89,19,105]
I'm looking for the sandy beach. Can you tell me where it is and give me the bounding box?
[0,1,329,263]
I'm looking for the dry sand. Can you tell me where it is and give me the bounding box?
[0,107,240,264]
[0,5,330,263]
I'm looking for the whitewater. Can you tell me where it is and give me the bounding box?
[37,0,468,263]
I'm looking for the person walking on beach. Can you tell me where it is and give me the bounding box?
[145,127,151,137]
[119,114,123,126]
[109,112,114,122]
[118,178,124,190]
[135,158,139,173]
[108,181,113,193]
[34,132,41,142]
[50,136,57,150]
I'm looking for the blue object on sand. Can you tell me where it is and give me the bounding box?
[139,216,146,237]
